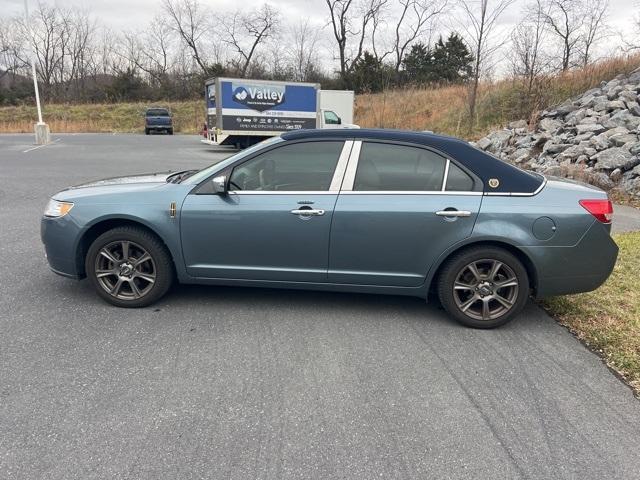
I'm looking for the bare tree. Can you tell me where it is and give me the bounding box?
[59,8,96,100]
[539,0,583,71]
[162,0,210,74]
[377,0,448,72]
[0,18,28,81]
[325,0,387,80]
[222,3,279,77]
[510,0,548,92]
[121,15,175,85]
[95,27,124,76]
[16,3,65,90]
[286,20,322,81]
[457,0,515,127]
[579,0,608,66]
[621,2,640,52]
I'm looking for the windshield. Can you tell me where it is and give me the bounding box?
[146,109,170,117]
[182,136,284,185]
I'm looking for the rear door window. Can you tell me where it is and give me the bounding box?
[353,142,446,191]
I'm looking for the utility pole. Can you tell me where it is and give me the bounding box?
[23,0,49,144]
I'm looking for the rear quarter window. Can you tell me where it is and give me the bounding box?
[445,162,475,191]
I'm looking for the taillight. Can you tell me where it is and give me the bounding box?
[579,199,613,223]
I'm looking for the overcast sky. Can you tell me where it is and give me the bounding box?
[4,0,639,73]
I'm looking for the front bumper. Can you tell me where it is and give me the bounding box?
[41,215,83,279]
[523,220,618,298]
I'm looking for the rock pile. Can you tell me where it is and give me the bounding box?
[474,68,640,196]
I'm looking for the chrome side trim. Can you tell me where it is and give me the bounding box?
[329,140,354,192]
[441,159,450,191]
[339,191,483,196]
[483,177,548,197]
[341,140,362,191]
[230,191,336,195]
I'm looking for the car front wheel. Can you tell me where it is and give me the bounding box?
[86,226,174,307]
[438,247,530,328]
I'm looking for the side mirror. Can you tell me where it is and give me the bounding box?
[212,175,228,194]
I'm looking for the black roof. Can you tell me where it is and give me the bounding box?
[281,128,543,194]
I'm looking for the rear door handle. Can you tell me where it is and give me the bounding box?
[436,210,471,217]
[290,208,325,216]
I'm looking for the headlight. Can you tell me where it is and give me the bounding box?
[44,199,74,218]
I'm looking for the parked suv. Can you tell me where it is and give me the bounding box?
[144,107,173,135]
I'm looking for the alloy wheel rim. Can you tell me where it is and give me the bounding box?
[94,240,156,300]
[452,259,519,321]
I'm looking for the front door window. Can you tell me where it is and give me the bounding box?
[229,141,345,191]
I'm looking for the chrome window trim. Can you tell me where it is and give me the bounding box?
[229,191,337,195]
[329,140,354,192]
[441,159,450,191]
[341,140,362,191]
[340,191,483,196]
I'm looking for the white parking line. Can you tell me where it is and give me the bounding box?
[23,138,61,153]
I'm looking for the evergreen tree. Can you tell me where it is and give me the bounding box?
[433,33,473,83]
[349,51,393,93]
[402,33,473,85]
[402,43,434,84]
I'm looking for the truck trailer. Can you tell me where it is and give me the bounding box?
[204,77,358,148]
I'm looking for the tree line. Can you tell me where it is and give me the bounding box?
[0,0,626,126]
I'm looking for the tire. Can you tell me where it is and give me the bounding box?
[437,246,530,329]
[145,128,150,135]
[168,128,174,135]
[86,226,174,308]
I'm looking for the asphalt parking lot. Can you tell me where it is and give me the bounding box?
[1,133,639,479]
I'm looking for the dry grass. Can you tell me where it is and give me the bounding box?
[0,100,204,134]
[355,84,470,135]
[542,232,640,394]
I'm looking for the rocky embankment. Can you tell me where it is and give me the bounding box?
[475,69,640,196]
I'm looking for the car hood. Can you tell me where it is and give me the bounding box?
[53,171,196,204]
[66,172,174,190]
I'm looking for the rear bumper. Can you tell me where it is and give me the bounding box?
[523,221,618,298]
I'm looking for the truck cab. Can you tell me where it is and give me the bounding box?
[320,109,359,129]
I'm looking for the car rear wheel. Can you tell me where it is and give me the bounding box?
[86,227,173,308]
[437,247,529,328]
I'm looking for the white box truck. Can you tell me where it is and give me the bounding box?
[204,77,358,148]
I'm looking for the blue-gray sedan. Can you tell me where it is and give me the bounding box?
[41,129,618,328]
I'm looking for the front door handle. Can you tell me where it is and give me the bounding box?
[290,208,325,216]
[436,210,471,217]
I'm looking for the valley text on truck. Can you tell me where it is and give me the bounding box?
[204,77,358,148]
